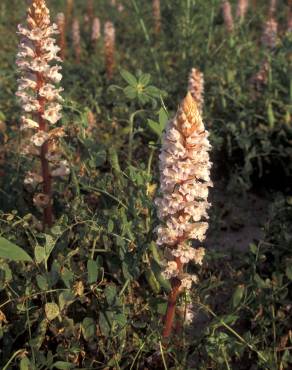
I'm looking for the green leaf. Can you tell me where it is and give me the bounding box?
[87,259,98,284]
[145,85,161,98]
[145,269,160,293]
[232,285,245,308]
[45,302,60,321]
[249,243,258,255]
[52,361,75,369]
[20,357,31,370]
[0,237,32,262]
[123,86,137,100]
[58,290,75,310]
[99,311,111,336]
[138,73,151,86]
[285,265,292,280]
[158,107,168,129]
[120,69,137,87]
[105,285,117,306]
[44,234,56,261]
[35,246,46,264]
[147,119,162,137]
[81,317,96,341]
[95,149,107,167]
[36,274,49,290]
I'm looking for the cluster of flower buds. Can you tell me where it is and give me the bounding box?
[16,0,69,227]
[188,68,204,114]
[222,0,234,33]
[104,21,116,80]
[155,93,212,293]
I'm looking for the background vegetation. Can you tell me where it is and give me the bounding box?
[0,0,291,369]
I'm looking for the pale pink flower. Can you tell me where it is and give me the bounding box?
[261,17,278,49]
[30,131,49,147]
[222,1,234,33]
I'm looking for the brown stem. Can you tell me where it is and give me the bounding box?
[162,258,183,339]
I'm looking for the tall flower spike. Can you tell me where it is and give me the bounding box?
[56,13,66,60]
[16,0,65,228]
[269,0,277,17]
[261,17,278,49]
[236,0,249,21]
[155,93,212,338]
[66,0,73,21]
[222,1,234,33]
[104,21,115,80]
[188,68,204,114]
[91,17,101,45]
[152,0,161,35]
[87,0,94,21]
[72,18,81,63]
[288,0,292,33]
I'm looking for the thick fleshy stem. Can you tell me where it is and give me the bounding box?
[162,258,183,339]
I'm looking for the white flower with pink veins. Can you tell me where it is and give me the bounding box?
[42,103,62,124]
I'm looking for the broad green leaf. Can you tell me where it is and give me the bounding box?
[59,290,75,311]
[81,317,96,341]
[105,285,117,306]
[99,311,111,336]
[0,237,32,262]
[232,285,245,308]
[36,274,48,290]
[147,119,162,137]
[52,361,75,369]
[138,73,151,86]
[145,85,161,98]
[123,86,137,99]
[286,265,292,280]
[87,259,98,284]
[145,268,160,294]
[35,246,46,264]
[45,302,60,321]
[20,357,31,370]
[158,107,168,129]
[120,69,137,87]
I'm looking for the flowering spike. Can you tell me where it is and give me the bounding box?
[155,93,212,338]
[56,13,66,60]
[91,17,101,45]
[188,68,204,114]
[269,0,277,17]
[66,0,73,21]
[16,0,68,228]
[87,0,94,21]
[288,0,292,33]
[72,18,81,63]
[236,0,249,21]
[104,21,115,80]
[222,0,234,33]
[152,0,161,35]
[261,17,278,49]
